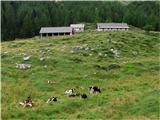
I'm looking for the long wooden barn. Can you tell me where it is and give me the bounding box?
[40,27,73,37]
[97,23,129,31]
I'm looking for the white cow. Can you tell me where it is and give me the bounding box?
[65,89,74,95]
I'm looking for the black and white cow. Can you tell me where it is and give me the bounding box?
[89,86,101,94]
[46,96,57,104]
[65,89,74,95]
[68,93,80,97]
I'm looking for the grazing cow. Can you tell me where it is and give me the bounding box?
[19,96,33,108]
[47,80,56,84]
[65,89,74,95]
[46,96,57,104]
[81,94,87,99]
[89,86,101,94]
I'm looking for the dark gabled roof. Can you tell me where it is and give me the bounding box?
[97,23,129,29]
[40,27,73,34]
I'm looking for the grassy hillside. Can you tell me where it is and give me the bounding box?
[1,29,160,119]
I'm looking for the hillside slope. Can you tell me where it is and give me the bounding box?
[1,29,160,119]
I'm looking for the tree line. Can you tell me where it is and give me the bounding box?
[1,1,160,41]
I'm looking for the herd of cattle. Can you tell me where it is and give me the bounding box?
[19,85,101,108]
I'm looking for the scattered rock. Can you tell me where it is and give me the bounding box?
[89,53,92,56]
[21,53,27,56]
[83,75,88,78]
[110,49,120,58]
[122,61,128,64]
[47,43,53,47]
[3,51,8,54]
[93,72,97,75]
[98,52,102,56]
[16,63,31,69]
[70,50,74,53]
[104,54,107,57]
[23,56,30,61]
[72,46,82,50]
[132,51,138,55]
[40,57,45,61]
[44,65,47,68]
[82,44,88,47]
[1,51,9,57]
[85,47,89,50]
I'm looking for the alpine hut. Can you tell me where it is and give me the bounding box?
[40,27,73,37]
[97,23,129,31]
[70,24,85,32]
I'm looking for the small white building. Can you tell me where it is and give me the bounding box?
[70,24,85,32]
[97,23,129,31]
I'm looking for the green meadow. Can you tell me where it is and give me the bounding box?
[1,28,160,119]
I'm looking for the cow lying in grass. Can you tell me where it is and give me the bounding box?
[68,93,80,97]
[19,97,33,108]
[65,88,87,99]
[69,93,88,99]
[46,96,57,104]
[65,89,74,95]
[89,86,101,94]
[47,80,57,84]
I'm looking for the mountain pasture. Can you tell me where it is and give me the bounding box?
[1,29,160,119]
